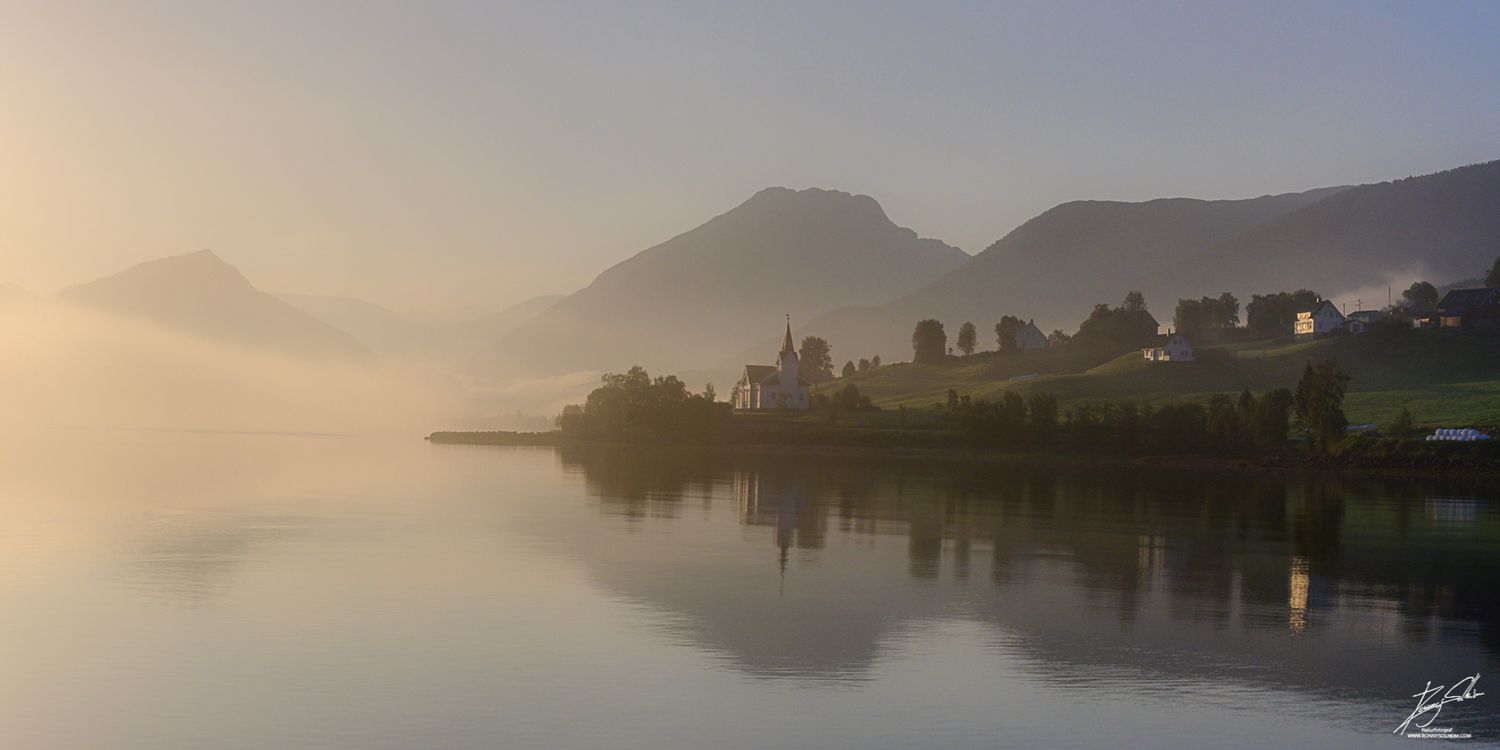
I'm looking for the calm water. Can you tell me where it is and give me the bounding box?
[2,431,1498,748]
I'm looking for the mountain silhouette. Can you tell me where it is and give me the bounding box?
[793,159,1500,363]
[752,187,1344,365]
[61,250,369,360]
[482,187,969,376]
[0,282,37,308]
[1178,160,1500,299]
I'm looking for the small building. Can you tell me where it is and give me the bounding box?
[1143,332,1194,362]
[1015,319,1047,351]
[732,320,811,410]
[1347,310,1385,326]
[1433,288,1500,330]
[1294,300,1345,339]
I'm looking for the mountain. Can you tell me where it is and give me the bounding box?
[482,187,969,376]
[796,159,1500,364]
[0,282,37,308]
[764,186,1348,366]
[1177,160,1500,299]
[281,293,562,361]
[61,250,369,360]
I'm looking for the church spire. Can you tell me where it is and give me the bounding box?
[780,315,795,358]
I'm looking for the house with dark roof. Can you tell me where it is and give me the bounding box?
[1142,332,1194,362]
[1433,288,1500,330]
[1294,300,1345,339]
[1015,319,1047,350]
[732,319,811,410]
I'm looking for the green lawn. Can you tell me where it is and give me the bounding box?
[824,330,1500,427]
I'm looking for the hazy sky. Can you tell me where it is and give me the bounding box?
[3,1,1498,317]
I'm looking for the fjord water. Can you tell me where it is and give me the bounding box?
[3,432,1497,748]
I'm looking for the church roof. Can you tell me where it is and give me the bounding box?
[779,319,795,358]
[742,365,777,385]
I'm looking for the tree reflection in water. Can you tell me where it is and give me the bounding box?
[552,444,1500,723]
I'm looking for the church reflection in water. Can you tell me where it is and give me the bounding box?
[553,445,1500,730]
[733,471,806,580]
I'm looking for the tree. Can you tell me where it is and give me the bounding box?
[841,360,856,378]
[1488,257,1500,289]
[1027,392,1059,444]
[912,319,947,363]
[835,383,875,411]
[1175,292,1240,336]
[571,366,729,434]
[1250,388,1295,450]
[1213,292,1240,328]
[858,357,871,371]
[798,336,834,382]
[1047,329,1071,347]
[1247,289,1321,338]
[1387,407,1416,439]
[703,382,716,402]
[870,355,881,368]
[994,316,1022,353]
[1294,361,1351,452]
[1173,298,1209,336]
[1073,293,1158,350]
[956,321,977,355]
[1401,281,1439,310]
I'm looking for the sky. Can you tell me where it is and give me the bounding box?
[2,0,1498,318]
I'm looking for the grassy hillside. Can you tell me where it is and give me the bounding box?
[829,331,1500,427]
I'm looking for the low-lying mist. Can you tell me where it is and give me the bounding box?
[0,300,463,436]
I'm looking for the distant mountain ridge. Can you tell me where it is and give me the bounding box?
[762,186,1347,367]
[1178,161,1500,298]
[483,187,970,376]
[282,293,561,361]
[61,250,369,360]
[792,160,1500,364]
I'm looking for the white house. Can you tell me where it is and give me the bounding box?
[1015,319,1047,351]
[732,320,811,410]
[1143,332,1194,362]
[1294,300,1345,339]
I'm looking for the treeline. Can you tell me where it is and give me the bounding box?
[558,366,730,434]
[948,388,1293,454]
[945,360,1352,455]
[797,335,882,383]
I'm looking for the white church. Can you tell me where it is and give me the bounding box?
[732,319,812,411]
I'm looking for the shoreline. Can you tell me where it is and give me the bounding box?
[424,429,1500,480]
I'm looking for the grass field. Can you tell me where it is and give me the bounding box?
[818,330,1500,428]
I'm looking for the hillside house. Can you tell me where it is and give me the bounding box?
[1433,288,1500,330]
[1143,333,1194,362]
[732,320,811,410]
[1294,300,1345,339]
[1016,320,1047,351]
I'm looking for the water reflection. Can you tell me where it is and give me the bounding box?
[552,446,1500,733]
[120,510,312,604]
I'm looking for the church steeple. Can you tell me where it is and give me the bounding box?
[780,315,795,359]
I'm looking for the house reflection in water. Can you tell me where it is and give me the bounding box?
[1288,555,1310,634]
[1137,534,1166,590]
[1427,497,1478,523]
